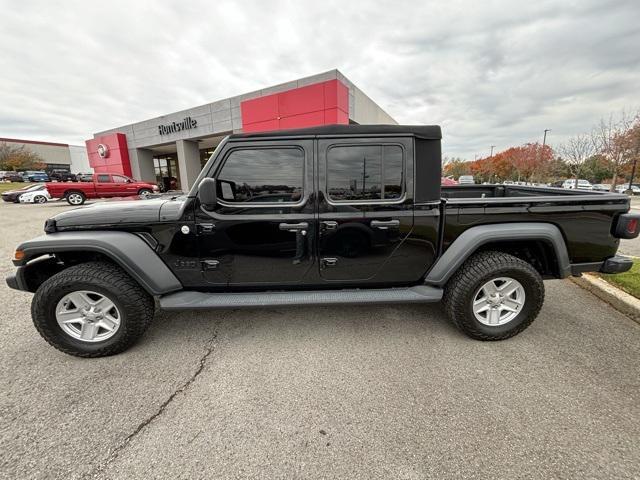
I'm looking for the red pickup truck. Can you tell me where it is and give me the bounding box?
[47,173,159,205]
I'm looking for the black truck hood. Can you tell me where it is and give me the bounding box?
[52,197,188,229]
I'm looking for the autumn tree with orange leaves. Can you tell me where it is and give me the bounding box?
[443,108,640,186]
[459,143,555,183]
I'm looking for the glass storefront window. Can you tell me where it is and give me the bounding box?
[153,155,180,192]
[200,149,216,168]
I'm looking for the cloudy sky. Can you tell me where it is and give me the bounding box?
[1,0,638,159]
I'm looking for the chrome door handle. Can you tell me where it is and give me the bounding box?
[279,222,309,232]
[370,220,400,230]
[321,221,338,230]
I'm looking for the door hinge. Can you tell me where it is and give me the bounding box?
[321,257,338,268]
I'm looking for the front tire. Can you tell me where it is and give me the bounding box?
[443,251,544,341]
[34,195,47,204]
[31,262,154,357]
[138,188,153,197]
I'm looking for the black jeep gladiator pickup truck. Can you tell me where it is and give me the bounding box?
[6,125,639,357]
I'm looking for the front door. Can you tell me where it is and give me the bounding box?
[196,140,315,287]
[317,137,415,284]
[112,174,139,196]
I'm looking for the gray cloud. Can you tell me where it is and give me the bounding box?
[0,0,638,159]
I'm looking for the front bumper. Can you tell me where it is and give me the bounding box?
[5,269,27,291]
[6,256,62,293]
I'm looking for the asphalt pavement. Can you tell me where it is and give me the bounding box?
[0,200,638,479]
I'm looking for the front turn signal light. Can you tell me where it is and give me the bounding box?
[14,250,25,261]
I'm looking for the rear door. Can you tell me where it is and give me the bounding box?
[317,137,415,284]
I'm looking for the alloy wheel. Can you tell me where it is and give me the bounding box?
[68,193,83,205]
[55,290,121,342]
[472,277,525,326]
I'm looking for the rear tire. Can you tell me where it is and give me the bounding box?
[443,251,544,340]
[66,191,86,205]
[31,262,155,357]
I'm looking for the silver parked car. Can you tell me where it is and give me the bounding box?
[458,175,475,184]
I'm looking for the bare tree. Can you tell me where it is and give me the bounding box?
[591,110,636,191]
[559,134,594,188]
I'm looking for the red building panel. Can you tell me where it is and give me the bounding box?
[241,79,349,133]
[85,133,132,177]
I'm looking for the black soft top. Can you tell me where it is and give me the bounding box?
[229,124,442,140]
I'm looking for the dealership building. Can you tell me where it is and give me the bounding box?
[87,69,398,191]
[0,138,91,173]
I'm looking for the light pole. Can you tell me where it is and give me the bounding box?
[543,129,551,148]
[490,145,495,157]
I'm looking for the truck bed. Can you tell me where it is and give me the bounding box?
[440,184,630,265]
[441,184,624,200]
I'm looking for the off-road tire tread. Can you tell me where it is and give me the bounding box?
[32,261,154,357]
[443,250,544,341]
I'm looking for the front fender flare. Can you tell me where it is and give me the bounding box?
[13,231,182,295]
[424,223,571,286]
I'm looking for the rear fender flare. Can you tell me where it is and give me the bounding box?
[424,222,570,286]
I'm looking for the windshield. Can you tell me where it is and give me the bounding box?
[19,184,41,192]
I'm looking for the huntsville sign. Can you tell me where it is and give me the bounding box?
[158,117,198,135]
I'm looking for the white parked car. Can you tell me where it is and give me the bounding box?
[458,175,475,184]
[562,179,593,190]
[592,184,611,192]
[615,184,640,195]
[19,187,52,204]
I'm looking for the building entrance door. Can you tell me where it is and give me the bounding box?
[153,154,181,191]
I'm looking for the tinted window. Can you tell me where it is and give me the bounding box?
[383,146,403,199]
[96,174,111,183]
[217,148,304,203]
[327,145,403,201]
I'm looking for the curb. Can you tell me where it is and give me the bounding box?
[570,274,640,324]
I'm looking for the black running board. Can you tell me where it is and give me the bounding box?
[159,285,443,310]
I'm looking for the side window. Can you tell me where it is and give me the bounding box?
[96,174,111,183]
[112,175,129,183]
[327,144,404,201]
[217,148,304,203]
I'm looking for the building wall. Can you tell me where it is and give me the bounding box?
[86,133,132,176]
[93,69,396,149]
[68,145,91,173]
[90,69,398,189]
[0,138,71,165]
[241,79,349,132]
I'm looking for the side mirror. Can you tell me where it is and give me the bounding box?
[199,177,217,210]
